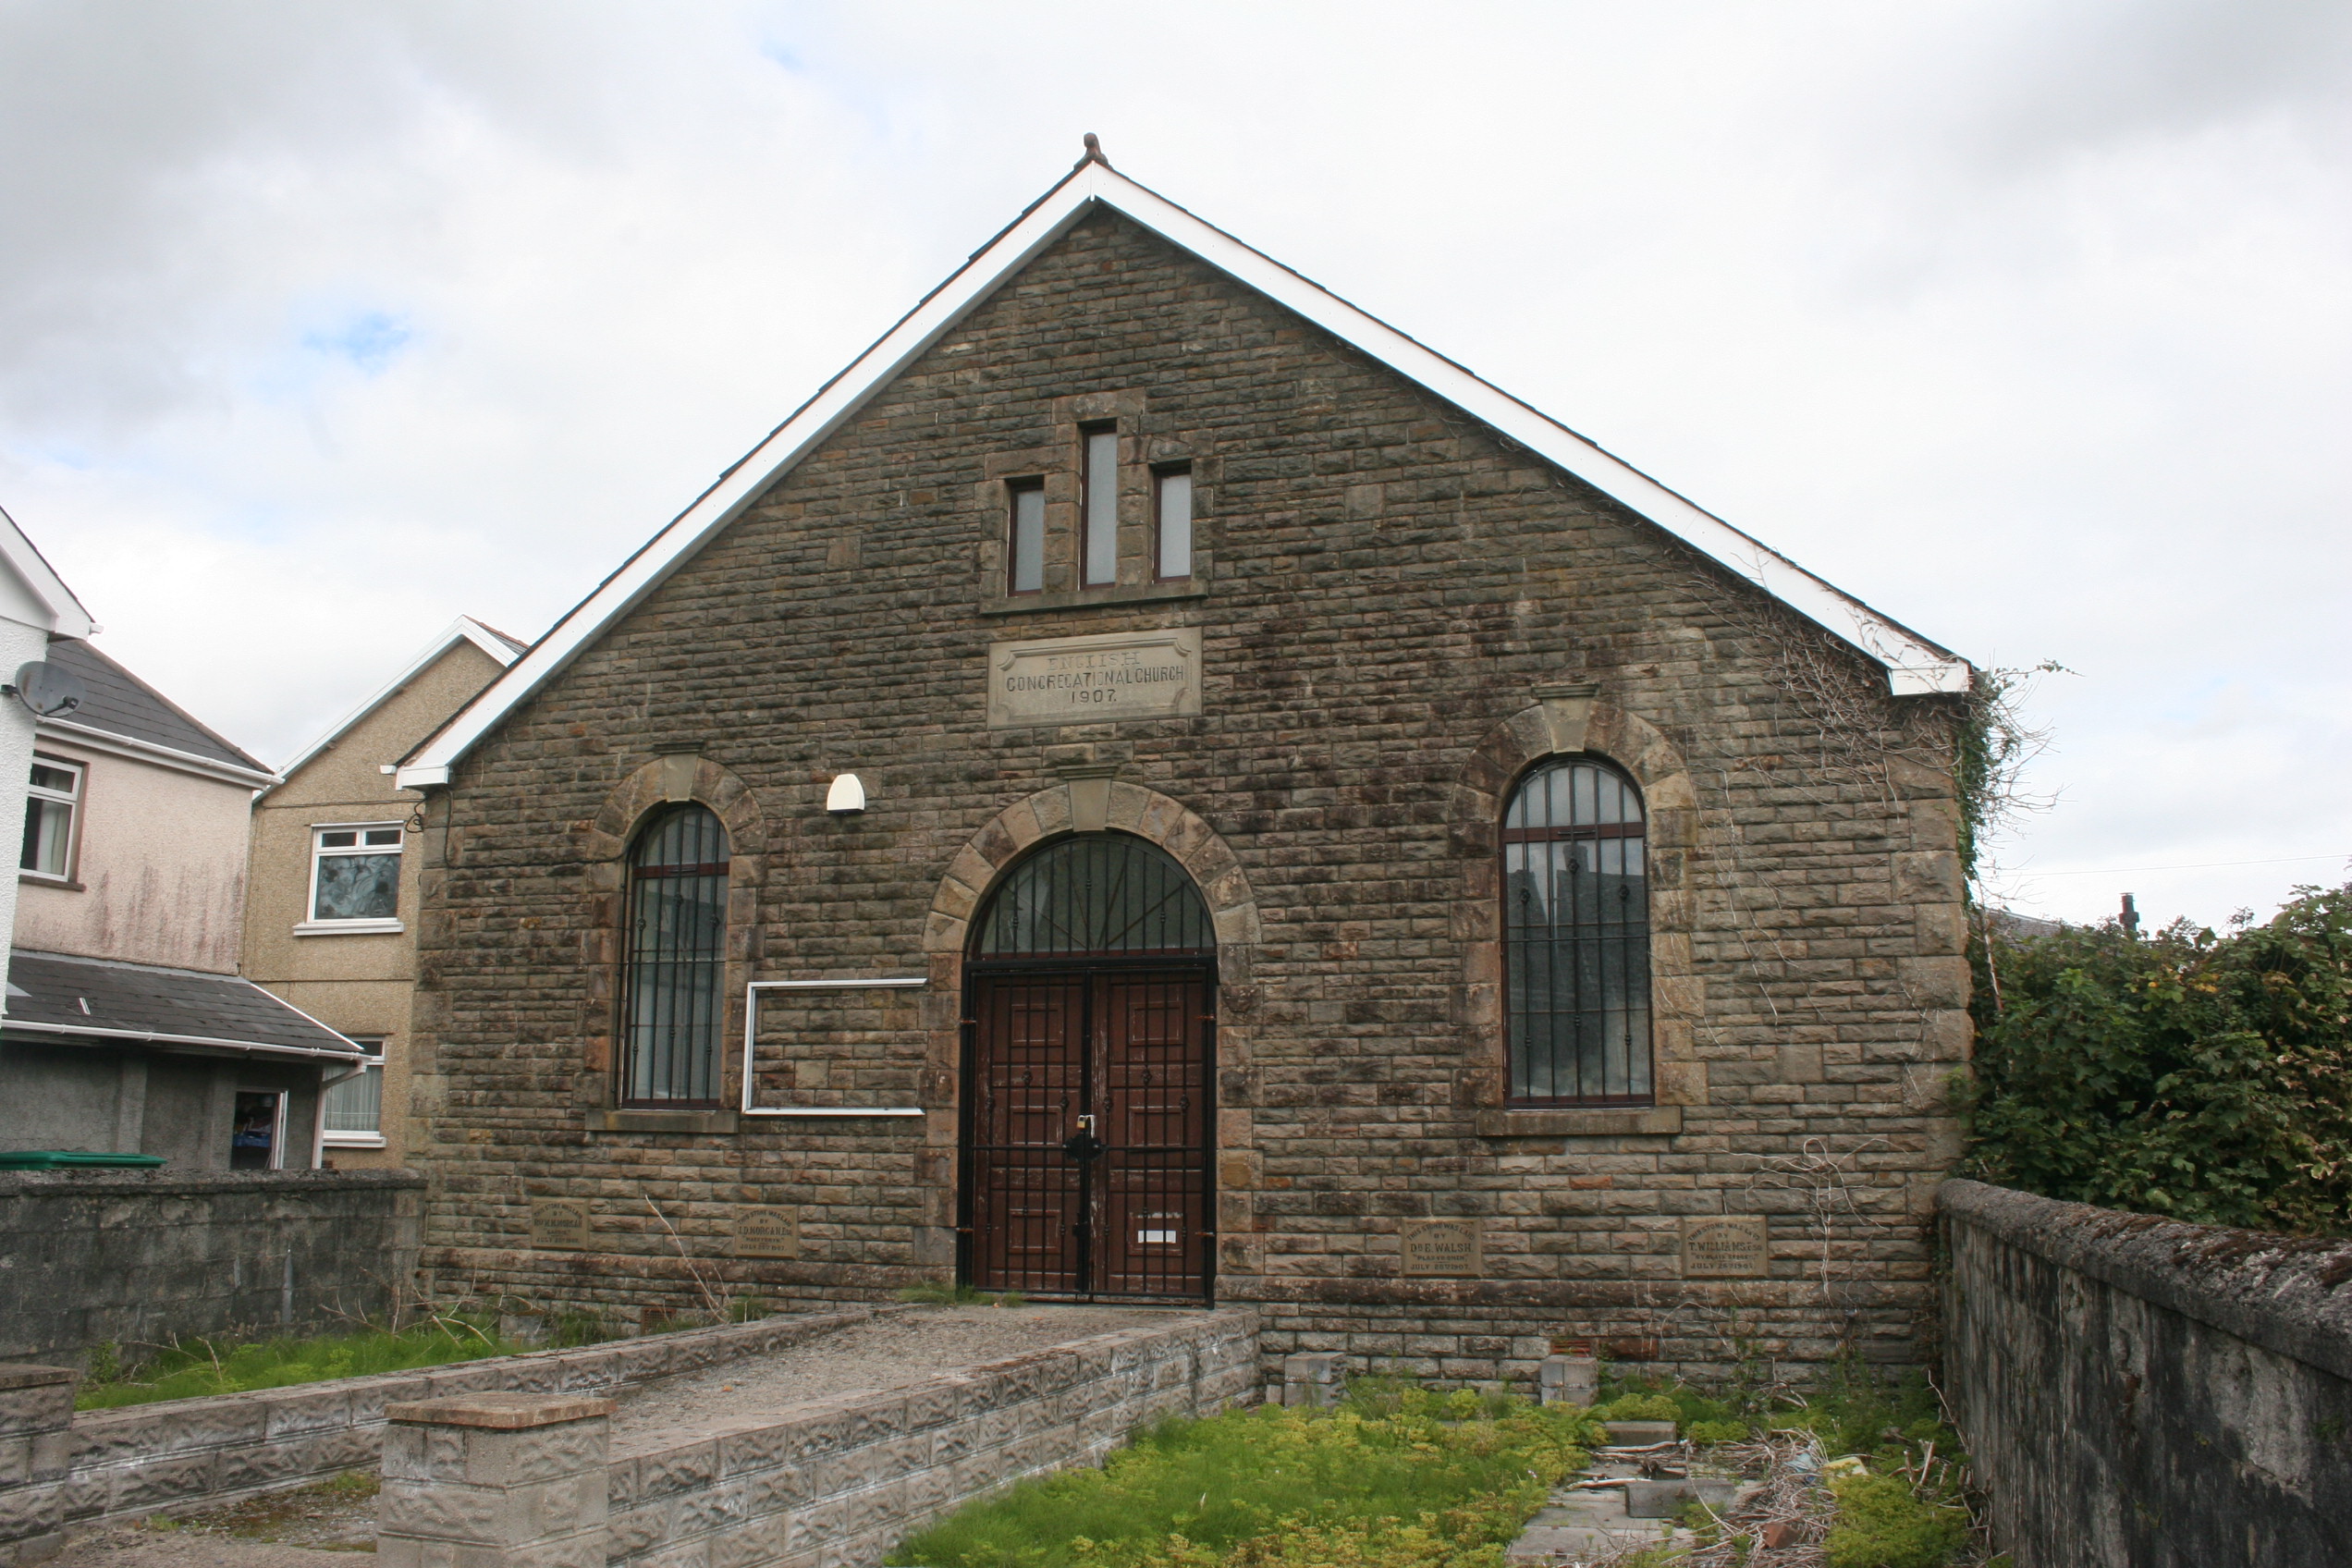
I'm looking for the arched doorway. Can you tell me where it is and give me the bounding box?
[962,833,1216,1302]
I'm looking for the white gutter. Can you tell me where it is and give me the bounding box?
[1,1018,367,1060]
[40,718,278,789]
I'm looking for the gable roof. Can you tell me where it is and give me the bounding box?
[398,157,1969,788]
[268,616,525,792]
[0,505,95,641]
[41,637,276,787]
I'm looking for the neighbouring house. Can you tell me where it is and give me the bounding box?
[244,617,526,1167]
[5,635,367,1168]
[389,150,1977,1380]
[0,507,98,983]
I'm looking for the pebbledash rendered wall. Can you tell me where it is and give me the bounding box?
[1941,1181,2352,1567]
[406,204,1973,1381]
[0,1170,424,1367]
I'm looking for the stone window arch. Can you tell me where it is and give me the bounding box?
[1502,756,1651,1105]
[620,802,730,1107]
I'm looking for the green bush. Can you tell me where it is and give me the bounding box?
[1822,1474,1968,1568]
[1684,1418,1750,1444]
[1966,883,2352,1236]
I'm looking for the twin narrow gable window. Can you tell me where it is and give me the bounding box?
[20,757,81,878]
[621,802,729,1107]
[1502,758,1653,1106]
[1005,426,1193,594]
[312,825,403,922]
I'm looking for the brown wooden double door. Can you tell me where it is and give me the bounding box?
[963,965,1214,1301]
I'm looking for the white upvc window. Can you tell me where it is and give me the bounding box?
[300,823,404,933]
[323,1039,387,1147]
[20,757,83,880]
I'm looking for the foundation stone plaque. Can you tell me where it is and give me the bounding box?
[986,628,1204,729]
[530,1198,591,1251]
[1680,1215,1769,1279]
[734,1207,801,1259]
[1400,1219,1484,1278]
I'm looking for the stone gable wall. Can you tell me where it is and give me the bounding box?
[410,206,1969,1381]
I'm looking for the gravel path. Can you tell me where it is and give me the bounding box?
[614,1303,1188,1443]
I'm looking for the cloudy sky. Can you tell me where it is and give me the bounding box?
[4,0,2346,928]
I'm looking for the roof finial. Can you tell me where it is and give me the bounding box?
[1078,132,1110,170]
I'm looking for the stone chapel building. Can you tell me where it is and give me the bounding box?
[397,147,1977,1384]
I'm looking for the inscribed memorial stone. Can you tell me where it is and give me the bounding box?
[986,629,1203,729]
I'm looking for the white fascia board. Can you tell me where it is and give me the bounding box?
[1088,172,1971,696]
[0,506,95,641]
[401,164,1966,789]
[40,717,279,789]
[276,617,523,792]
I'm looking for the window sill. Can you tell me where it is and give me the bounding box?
[323,1133,386,1148]
[1476,1107,1682,1138]
[589,1109,740,1134]
[294,919,406,937]
[979,582,1207,618]
[19,872,82,890]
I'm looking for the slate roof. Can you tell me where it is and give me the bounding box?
[4,949,364,1059]
[42,637,272,777]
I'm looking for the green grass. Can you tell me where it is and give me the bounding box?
[76,1318,534,1410]
[888,1384,1599,1568]
[897,1280,1026,1308]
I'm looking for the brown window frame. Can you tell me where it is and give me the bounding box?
[1152,463,1194,582]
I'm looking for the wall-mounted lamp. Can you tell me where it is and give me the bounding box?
[826,773,867,815]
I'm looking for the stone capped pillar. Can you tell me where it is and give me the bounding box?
[379,1393,613,1568]
[0,1366,78,1568]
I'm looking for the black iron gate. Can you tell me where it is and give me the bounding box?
[962,962,1214,1300]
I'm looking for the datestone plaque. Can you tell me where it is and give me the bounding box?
[530,1198,591,1252]
[986,628,1204,729]
[734,1207,801,1259]
[1400,1219,1483,1279]
[1680,1215,1770,1279]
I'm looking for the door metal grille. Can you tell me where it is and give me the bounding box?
[962,832,1215,1302]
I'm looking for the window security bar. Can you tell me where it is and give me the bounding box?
[741,976,929,1117]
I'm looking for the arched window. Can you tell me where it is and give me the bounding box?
[1502,758,1651,1105]
[622,803,729,1106]
[973,834,1213,958]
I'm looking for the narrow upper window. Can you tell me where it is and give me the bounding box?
[324,1038,386,1145]
[1155,465,1194,582]
[1501,758,1651,1105]
[311,825,403,922]
[1082,425,1119,586]
[20,757,82,878]
[1008,480,1045,594]
[622,802,729,1106]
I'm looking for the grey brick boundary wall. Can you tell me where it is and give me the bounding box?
[0,1307,890,1565]
[378,1308,1259,1568]
[1939,1179,2352,1568]
[0,1170,427,1367]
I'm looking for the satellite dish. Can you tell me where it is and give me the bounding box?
[11,662,85,719]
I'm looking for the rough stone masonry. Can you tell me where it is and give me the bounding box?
[403,183,1973,1390]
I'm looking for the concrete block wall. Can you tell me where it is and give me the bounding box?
[600,1308,1257,1568]
[1941,1180,2352,1567]
[0,1170,425,1366]
[21,1307,879,1542]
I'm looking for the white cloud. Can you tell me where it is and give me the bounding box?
[3,0,2345,928]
